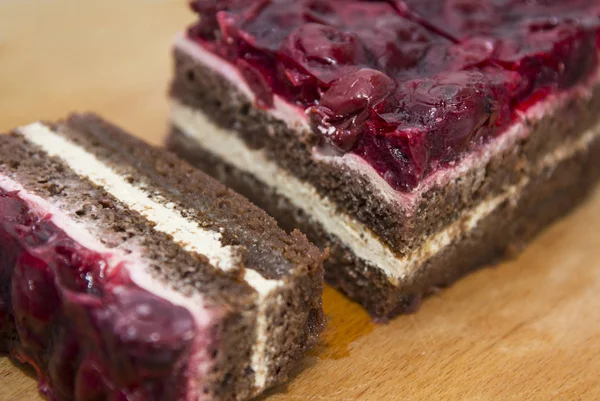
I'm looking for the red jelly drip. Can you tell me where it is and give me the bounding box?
[0,189,195,401]
[188,0,600,191]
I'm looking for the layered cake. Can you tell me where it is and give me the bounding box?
[0,114,324,401]
[168,0,600,318]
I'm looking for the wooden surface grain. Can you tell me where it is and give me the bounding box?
[1,1,600,400]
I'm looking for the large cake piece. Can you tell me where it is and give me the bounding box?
[168,0,600,318]
[0,114,324,401]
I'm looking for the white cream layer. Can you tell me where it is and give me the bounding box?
[16,122,282,392]
[20,122,241,272]
[171,100,600,284]
[0,173,211,401]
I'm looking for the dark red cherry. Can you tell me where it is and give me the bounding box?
[12,251,59,325]
[235,2,307,51]
[291,23,365,66]
[444,37,498,70]
[53,244,108,297]
[92,287,194,385]
[321,68,396,117]
[410,71,497,150]
[353,13,435,75]
[355,131,426,191]
[387,125,430,179]
[283,23,368,84]
[313,69,395,151]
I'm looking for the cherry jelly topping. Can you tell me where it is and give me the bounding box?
[189,0,600,191]
[0,189,195,401]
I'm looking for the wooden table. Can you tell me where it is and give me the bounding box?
[1,1,600,400]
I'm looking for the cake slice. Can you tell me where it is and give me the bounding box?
[168,0,600,318]
[0,114,324,401]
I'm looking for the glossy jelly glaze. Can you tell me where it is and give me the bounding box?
[188,0,600,191]
[0,189,196,401]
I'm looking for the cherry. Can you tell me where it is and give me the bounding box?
[283,23,368,84]
[351,11,437,75]
[312,68,396,150]
[355,132,425,191]
[443,37,498,70]
[91,286,194,385]
[53,243,108,298]
[321,68,395,117]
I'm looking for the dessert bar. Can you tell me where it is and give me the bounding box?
[169,0,600,318]
[0,114,324,400]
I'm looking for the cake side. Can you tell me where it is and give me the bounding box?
[0,119,325,400]
[59,114,323,280]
